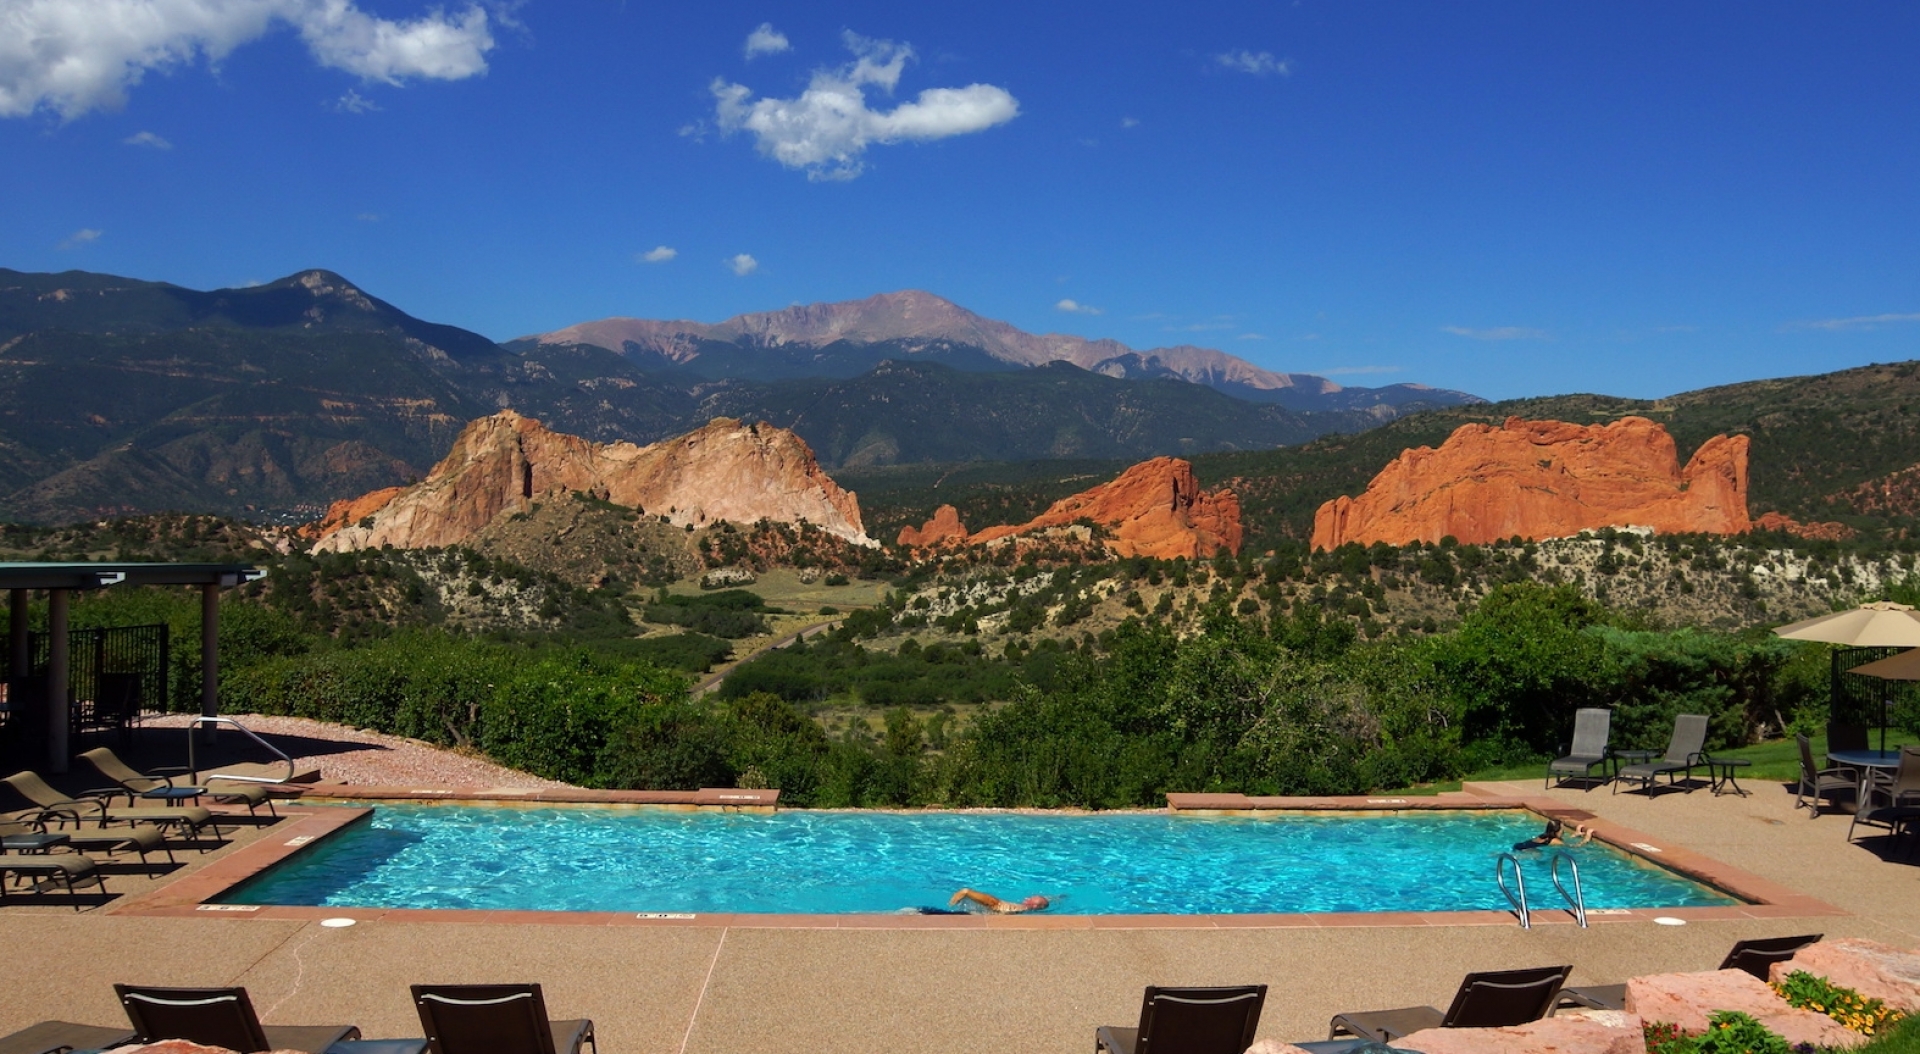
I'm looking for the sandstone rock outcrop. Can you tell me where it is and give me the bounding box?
[1312,416,1752,549]
[897,504,969,548]
[897,458,1241,559]
[1754,511,1858,541]
[310,412,872,551]
[1773,937,1920,1013]
[1626,969,1865,1049]
[1398,1011,1647,1054]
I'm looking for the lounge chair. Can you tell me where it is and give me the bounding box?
[1612,714,1709,796]
[1557,934,1822,1011]
[79,746,278,817]
[1848,746,1920,852]
[1094,984,1267,1054]
[2,816,174,866]
[0,849,107,909]
[0,1019,136,1054]
[1327,965,1570,1043]
[1795,734,1855,817]
[411,983,596,1054]
[114,984,361,1054]
[1547,708,1613,789]
[3,770,222,843]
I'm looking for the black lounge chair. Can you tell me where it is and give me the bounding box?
[80,746,279,818]
[1848,747,1920,853]
[1795,734,1855,817]
[1557,934,1822,1011]
[0,1019,136,1054]
[1612,714,1709,796]
[1327,965,1570,1044]
[3,814,175,867]
[115,983,361,1054]
[412,983,596,1054]
[1095,984,1267,1054]
[1548,708,1613,789]
[0,850,107,909]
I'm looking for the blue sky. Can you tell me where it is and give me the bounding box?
[2,2,1917,402]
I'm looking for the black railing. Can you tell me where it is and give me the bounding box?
[3,623,171,741]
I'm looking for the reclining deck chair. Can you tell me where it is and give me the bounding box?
[0,849,107,909]
[412,983,595,1054]
[0,1018,136,1054]
[80,746,278,818]
[1557,934,1822,1011]
[1613,714,1709,796]
[1095,984,1267,1054]
[1327,965,1570,1044]
[1548,708,1613,789]
[115,984,360,1054]
[3,770,221,843]
[2,817,173,867]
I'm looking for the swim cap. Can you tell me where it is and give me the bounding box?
[1023,895,1049,910]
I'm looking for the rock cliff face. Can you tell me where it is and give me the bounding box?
[310,412,872,551]
[1311,416,1752,549]
[898,457,1241,559]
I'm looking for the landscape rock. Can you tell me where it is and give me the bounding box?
[104,1043,309,1054]
[310,412,873,551]
[897,504,969,548]
[1311,416,1751,549]
[1395,1011,1645,1054]
[1626,969,1865,1049]
[1771,937,1920,1013]
[964,456,1242,559]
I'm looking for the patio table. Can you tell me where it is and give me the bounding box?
[1829,749,1903,812]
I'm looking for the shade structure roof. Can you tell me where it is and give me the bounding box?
[1772,601,1920,648]
[0,562,263,590]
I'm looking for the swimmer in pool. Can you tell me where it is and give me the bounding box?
[1513,818,1593,852]
[949,887,1051,914]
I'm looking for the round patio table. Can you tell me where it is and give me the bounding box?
[1828,749,1903,812]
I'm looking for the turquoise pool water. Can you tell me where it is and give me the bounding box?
[219,806,1738,915]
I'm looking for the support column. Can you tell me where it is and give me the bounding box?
[47,589,68,773]
[8,588,26,680]
[200,583,219,744]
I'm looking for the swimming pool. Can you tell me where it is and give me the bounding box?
[217,805,1738,915]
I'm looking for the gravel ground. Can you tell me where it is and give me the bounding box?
[140,712,574,789]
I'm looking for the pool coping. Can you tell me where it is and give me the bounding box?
[104,791,1846,929]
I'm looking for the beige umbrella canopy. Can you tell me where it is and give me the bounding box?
[1847,649,1920,680]
[1773,601,1920,647]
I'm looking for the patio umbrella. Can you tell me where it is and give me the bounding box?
[1773,601,1920,647]
[1849,649,1920,680]
[1774,602,1920,753]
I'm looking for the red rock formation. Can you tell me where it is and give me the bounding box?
[310,412,871,551]
[1754,511,1857,541]
[898,504,969,548]
[1311,416,1752,549]
[957,457,1241,559]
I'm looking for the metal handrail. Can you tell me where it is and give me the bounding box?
[1550,851,1589,928]
[184,716,295,785]
[1495,852,1530,929]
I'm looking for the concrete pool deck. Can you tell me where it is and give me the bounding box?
[2,777,1916,1053]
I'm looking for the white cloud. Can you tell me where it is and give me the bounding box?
[123,129,171,148]
[638,246,677,264]
[728,253,758,276]
[1214,50,1290,77]
[334,88,380,113]
[1789,312,1920,332]
[1120,116,1139,128]
[744,23,789,59]
[1441,325,1549,341]
[711,31,1019,181]
[58,227,102,249]
[0,0,495,121]
[1055,298,1102,315]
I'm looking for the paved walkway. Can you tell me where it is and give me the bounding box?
[1,777,1914,1053]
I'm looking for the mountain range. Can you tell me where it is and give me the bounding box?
[0,267,1476,523]
[518,289,1477,412]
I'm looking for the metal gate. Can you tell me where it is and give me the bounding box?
[7,624,171,740]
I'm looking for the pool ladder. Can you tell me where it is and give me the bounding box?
[1495,852,1588,929]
